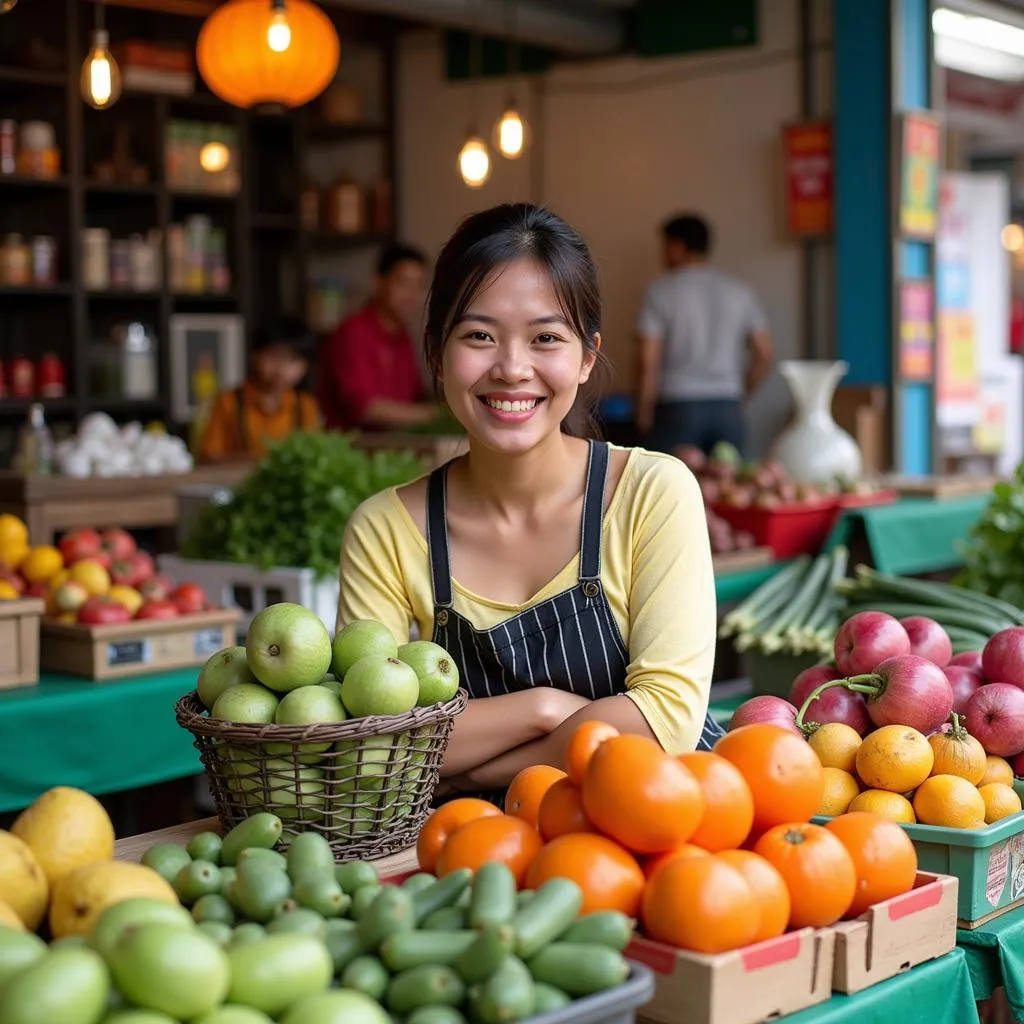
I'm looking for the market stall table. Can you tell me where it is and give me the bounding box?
[827,495,989,576]
[958,912,1024,1021]
[0,666,199,813]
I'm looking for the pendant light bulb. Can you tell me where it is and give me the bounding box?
[267,0,292,52]
[458,136,491,188]
[81,29,122,110]
[0,0,18,14]
[199,141,230,173]
[494,106,527,159]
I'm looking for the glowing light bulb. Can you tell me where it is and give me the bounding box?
[458,137,491,188]
[1002,224,1024,253]
[495,107,526,159]
[0,0,19,13]
[81,29,122,110]
[267,9,292,52]
[199,141,230,173]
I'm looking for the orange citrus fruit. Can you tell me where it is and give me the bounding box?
[20,546,63,584]
[913,775,986,829]
[504,765,566,831]
[817,768,860,817]
[979,783,1022,824]
[848,790,917,824]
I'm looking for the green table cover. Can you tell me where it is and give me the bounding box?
[958,911,1024,1017]
[784,948,979,1023]
[827,495,989,576]
[0,669,200,813]
[715,562,786,606]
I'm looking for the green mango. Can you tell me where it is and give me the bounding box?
[226,934,332,1017]
[89,899,194,960]
[197,921,234,947]
[193,894,236,927]
[0,929,46,997]
[0,947,110,1024]
[220,813,283,866]
[280,990,391,1024]
[233,860,292,923]
[266,908,326,940]
[140,843,191,885]
[229,923,267,949]
[192,1008,274,1024]
[235,848,287,873]
[293,873,348,918]
[174,860,222,906]
[187,832,224,865]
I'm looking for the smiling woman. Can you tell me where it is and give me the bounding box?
[336,203,723,801]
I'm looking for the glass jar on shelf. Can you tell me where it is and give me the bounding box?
[17,121,59,179]
[0,233,30,285]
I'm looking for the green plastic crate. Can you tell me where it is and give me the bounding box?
[748,650,821,699]
[814,810,1024,928]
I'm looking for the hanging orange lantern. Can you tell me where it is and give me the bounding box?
[196,0,340,109]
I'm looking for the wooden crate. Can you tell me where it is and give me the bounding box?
[0,597,44,690]
[40,608,240,680]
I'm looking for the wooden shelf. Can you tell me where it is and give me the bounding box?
[0,174,70,190]
[0,66,67,87]
[0,398,77,416]
[93,397,167,413]
[0,284,73,297]
[170,189,240,204]
[85,181,160,197]
[252,213,297,231]
[309,231,392,250]
[86,289,162,300]
[172,292,238,305]
[306,122,388,143]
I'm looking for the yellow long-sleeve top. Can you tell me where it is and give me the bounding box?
[337,446,716,754]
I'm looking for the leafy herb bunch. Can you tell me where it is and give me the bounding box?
[956,466,1024,607]
[182,432,426,579]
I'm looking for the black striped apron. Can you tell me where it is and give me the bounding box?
[426,440,724,803]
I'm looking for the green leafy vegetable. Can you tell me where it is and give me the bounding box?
[182,432,426,579]
[955,468,1024,606]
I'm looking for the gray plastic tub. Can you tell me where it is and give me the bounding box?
[526,964,655,1024]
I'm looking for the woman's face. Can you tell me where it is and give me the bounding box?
[440,259,596,455]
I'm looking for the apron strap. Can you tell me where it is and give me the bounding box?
[426,465,454,608]
[579,440,610,582]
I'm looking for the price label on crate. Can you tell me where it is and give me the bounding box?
[107,639,153,667]
[193,628,225,658]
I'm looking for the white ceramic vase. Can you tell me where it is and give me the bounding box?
[774,360,862,484]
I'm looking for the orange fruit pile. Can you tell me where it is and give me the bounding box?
[418,720,922,956]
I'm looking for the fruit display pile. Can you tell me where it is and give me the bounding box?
[0,515,212,624]
[0,806,632,1024]
[729,607,1024,829]
[194,606,460,831]
[422,720,918,960]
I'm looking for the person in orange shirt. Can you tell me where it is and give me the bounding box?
[198,317,321,462]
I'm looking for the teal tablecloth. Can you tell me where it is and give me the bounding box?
[827,495,989,576]
[958,911,1024,1017]
[0,668,200,813]
[784,948,979,1023]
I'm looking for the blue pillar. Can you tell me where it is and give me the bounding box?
[834,0,934,473]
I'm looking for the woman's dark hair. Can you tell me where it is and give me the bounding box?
[424,203,607,439]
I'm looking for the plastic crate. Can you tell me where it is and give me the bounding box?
[747,650,822,699]
[527,965,654,1024]
[158,554,338,635]
[813,811,1024,929]
[712,500,839,559]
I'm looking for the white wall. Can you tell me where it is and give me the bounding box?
[395,0,833,454]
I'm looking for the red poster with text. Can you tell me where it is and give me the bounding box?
[782,122,833,237]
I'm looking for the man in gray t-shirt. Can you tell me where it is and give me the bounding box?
[633,214,774,456]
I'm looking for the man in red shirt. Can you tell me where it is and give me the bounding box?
[319,244,437,430]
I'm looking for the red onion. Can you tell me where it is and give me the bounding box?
[945,664,983,716]
[965,683,1024,758]
[789,664,871,736]
[1012,752,1024,779]
[900,616,953,667]
[983,628,1024,690]
[728,695,800,735]
[834,612,911,675]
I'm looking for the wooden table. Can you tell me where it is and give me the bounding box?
[114,816,421,878]
[352,432,468,468]
[0,464,253,546]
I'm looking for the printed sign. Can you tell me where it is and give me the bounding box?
[107,639,152,667]
[899,111,941,240]
[899,280,934,380]
[782,122,833,237]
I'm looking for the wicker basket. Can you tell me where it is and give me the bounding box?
[175,688,468,860]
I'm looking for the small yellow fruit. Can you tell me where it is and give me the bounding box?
[817,767,861,816]
[0,898,26,930]
[979,782,1023,824]
[48,569,70,592]
[68,560,110,597]
[108,585,143,617]
[0,832,48,930]
[0,581,19,601]
[0,515,28,552]
[19,546,64,584]
[11,787,115,886]
[856,725,934,793]
[49,860,178,938]
[808,723,862,773]
[979,756,1014,788]
[848,789,917,824]
[914,774,987,829]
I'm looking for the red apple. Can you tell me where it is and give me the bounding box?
[833,611,911,676]
[965,683,1024,757]
[945,664,983,715]
[100,528,136,562]
[128,550,155,585]
[59,528,102,565]
[171,582,206,615]
[900,616,953,667]
[109,559,137,587]
[983,628,1024,690]
[135,599,179,620]
[139,576,173,602]
[78,596,133,626]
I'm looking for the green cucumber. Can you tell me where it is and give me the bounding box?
[401,873,437,895]
[422,907,466,931]
[351,884,383,920]
[386,966,466,1015]
[236,848,288,873]
[381,931,477,972]
[527,942,629,996]
[336,861,380,894]
[412,869,472,924]
[561,911,633,950]
[358,886,415,951]
[453,924,513,985]
[511,878,582,959]
[340,954,390,1001]
[219,813,283,866]
[467,863,517,930]
[324,919,365,974]
[532,982,572,1014]
[469,956,535,1024]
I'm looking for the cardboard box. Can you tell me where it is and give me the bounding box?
[40,608,239,680]
[831,872,957,994]
[628,927,834,1024]
[0,597,43,690]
